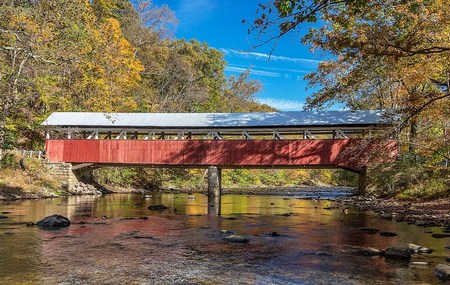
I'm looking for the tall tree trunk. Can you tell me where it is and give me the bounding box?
[408,118,418,153]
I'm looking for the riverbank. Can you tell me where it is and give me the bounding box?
[0,168,61,200]
[343,196,450,228]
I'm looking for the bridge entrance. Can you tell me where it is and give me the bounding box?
[42,111,397,215]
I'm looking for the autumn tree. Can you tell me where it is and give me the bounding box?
[251,0,450,196]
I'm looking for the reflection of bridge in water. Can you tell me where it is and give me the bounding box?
[42,111,397,215]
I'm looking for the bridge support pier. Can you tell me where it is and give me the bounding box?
[207,166,222,216]
[358,168,367,195]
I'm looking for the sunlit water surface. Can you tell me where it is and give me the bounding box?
[0,191,449,285]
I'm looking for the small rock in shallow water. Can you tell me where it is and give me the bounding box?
[148,204,169,211]
[362,247,382,256]
[0,215,8,219]
[380,213,392,220]
[36,214,70,229]
[434,264,450,280]
[385,246,411,259]
[445,257,450,262]
[408,243,421,253]
[419,247,433,254]
[380,231,398,237]
[359,227,379,234]
[410,261,432,266]
[341,245,381,256]
[220,230,233,234]
[25,222,34,227]
[223,235,249,243]
[432,233,450,238]
[134,235,156,240]
[269,231,280,237]
[414,220,427,226]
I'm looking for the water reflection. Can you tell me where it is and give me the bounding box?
[0,193,448,285]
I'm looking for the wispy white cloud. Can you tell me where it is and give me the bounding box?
[177,0,218,25]
[225,66,282,78]
[258,98,304,111]
[220,48,321,65]
[227,63,311,74]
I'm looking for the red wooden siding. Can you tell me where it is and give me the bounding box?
[45,139,397,169]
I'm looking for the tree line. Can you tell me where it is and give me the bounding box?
[0,0,273,149]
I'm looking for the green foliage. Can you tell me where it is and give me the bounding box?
[332,169,358,187]
[369,155,450,199]
[0,153,18,169]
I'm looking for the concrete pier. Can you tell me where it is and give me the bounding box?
[207,166,222,215]
[358,168,367,194]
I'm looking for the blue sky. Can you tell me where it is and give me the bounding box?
[152,0,325,111]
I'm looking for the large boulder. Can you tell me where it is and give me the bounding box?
[36,214,71,229]
[384,246,411,259]
[434,264,450,280]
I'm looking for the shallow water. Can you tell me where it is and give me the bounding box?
[0,192,449,285]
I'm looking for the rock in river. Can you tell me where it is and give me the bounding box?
[223,235,249,243]
[408,243,422,253]
[36,214,71,229]
[434,264,450,280]
[380,231,398,237]
[384,246,411,259]
[432,233,450,238]
[341,245,381,256]
[359,227,379,234]
[418,247,433,254]
[148,204,169,211]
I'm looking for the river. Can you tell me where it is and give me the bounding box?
[0,191,449,284]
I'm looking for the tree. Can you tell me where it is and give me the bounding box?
[250,0,450,196]
[220,70,274,112]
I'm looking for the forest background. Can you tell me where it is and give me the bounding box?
[0,0,448,198]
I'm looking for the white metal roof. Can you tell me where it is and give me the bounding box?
[41,110,392,129]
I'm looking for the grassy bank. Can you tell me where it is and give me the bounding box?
[0,152,62,199]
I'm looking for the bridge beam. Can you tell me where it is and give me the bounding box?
[207,166,222,216]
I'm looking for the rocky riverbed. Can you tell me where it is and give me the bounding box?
[1,193,449,284]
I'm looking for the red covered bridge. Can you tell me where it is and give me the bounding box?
[42,111,397,214]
